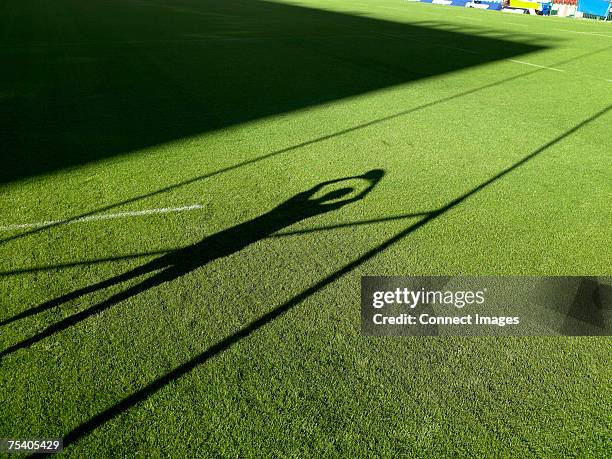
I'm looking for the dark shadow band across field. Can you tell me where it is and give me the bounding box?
[10,104,608,457]
[0,0,547,185]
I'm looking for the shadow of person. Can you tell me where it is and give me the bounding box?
[1,170,384,358]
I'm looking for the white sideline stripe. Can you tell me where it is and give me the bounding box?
[507,59,564,72]
[376,30,566,72]
[377,30,610,82]
[552,29,612,39]
[0,205,205,231]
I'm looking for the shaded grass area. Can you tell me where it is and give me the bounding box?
[0,0,544,185]
[1,0,611,457]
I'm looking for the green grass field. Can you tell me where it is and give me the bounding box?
[1,0,611,456]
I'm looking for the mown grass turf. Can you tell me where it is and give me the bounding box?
[1,0,611,456]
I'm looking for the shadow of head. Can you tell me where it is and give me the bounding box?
[318,187,354,203]
[279,169,385,218]
[313,169,385,202]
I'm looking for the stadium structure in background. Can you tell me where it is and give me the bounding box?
[408,0,612,18]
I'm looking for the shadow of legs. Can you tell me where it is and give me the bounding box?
[0,265,183,359]
[0,257,167,327]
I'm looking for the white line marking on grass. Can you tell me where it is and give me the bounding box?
[507,59,565,72]
[377,31,612,81]
[553,29,612,39]
[0,204,205,231]
[382,33,562,74]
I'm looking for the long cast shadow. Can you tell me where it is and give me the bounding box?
[0,170,385,358]
[4,102,611,339]
[46,104,611,453]
[1,0,545,185]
